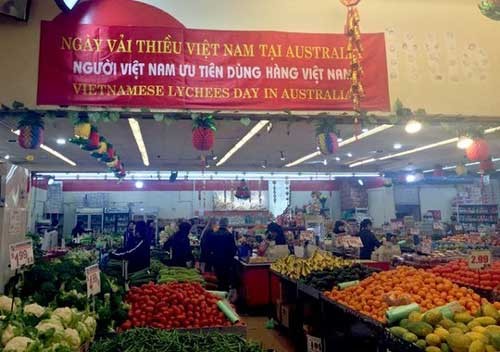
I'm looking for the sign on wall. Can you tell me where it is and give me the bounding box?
[37,22,390,111]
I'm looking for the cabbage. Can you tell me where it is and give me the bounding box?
[75,322,90,343]
[0,296,16,313]
[4,336,33,352]
[2,325,19,346]
[36,319,64,335]
[51,308,73,327]
[23,303,46,318]
[63,328,80,350]
[83,316,96,335]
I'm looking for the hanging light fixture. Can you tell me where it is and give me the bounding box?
[457,135,473,150]
[405,119,422,134]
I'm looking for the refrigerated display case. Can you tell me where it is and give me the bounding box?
[130,206,159,234]
[103,208,130,234]
[75,208,103,234]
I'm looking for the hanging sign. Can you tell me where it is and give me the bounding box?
[37,22,390,111]
[85,264,101,296]
[9,240,34,271]
[468,250,492,270]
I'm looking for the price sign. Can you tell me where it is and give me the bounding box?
[9,240,34,270]
[468,250,492,270]
[85,264,101,297]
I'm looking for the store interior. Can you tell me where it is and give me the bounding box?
[0,0,500,352]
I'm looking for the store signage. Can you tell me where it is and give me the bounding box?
[468,250,492,270]
[85,264,101,296]
[9,240,34,271]
[37,22,390,111]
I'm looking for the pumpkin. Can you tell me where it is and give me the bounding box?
[466,138,490,161]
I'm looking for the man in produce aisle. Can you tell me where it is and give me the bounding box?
[123,221,135,247]
[163,222,194,267]
[111,220,151,272]
[200,218,218,272]
[359,219,381,260]
[212,218,237,292]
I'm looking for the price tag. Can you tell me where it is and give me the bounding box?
[9,240,34,270]
[468,250,492,270]
[85,264,101,297]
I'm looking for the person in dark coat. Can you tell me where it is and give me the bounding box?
[267,222,287,245]
[212,218,237,291]
[112,220,151,273]
[333,220,347,235]
[163,222,194,267]
[146,220,156,245]
[359,219,381,260]
[123,221,136,247]
[200,218,218,272]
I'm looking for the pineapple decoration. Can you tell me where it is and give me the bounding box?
[17,112,44,150]
[73,115,91,141]
[315,118,340,155]
[466,138,490,162]
[479,0,500,20]
[81,126,100,151]
[341,0,364,132]
[192,114,216,151]
[235,179,251,200]
[90,137,108,159]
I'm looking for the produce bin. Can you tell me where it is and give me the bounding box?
[236,259,273,311]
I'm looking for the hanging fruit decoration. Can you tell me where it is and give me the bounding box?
[315,118,340,155]
[235,179,251,200]
[455,162,468,176]
[479,0,500,20]
[479,157,495,175]
[466,138,490,162]
[192,114,216,151]
[81,126,100,151]
[90,136,108,159]
[342,0,364,133]
[73,115,91,141]
[17,112,44,150]
[432,164,445,177]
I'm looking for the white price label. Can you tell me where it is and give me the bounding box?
[9,240,34,271]
[85,264,101,297]
[468,250,492,270]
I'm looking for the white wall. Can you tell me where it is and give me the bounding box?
[368,187,396,226]
[419,185,458,222]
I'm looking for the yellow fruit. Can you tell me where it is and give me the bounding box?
[472,317,497,327]
[446,333,472,352]
[455,323,469,333]
[416,339,427,349]
[465,332,488,344]
[481,304,499,321]
[450,327,465,335]
[440,319,456,330]
[426,347,441,352]
[409,311,424,322]
[441,343,451,352]
[455,312,474,324]
[468,340,486,352]
[435,327,450,340]
[471,327,487,334]
[403,332,419,343]
[426,334,442,346]
[390,326,408,338]
[484,345,495,352]
[468,321,482,330]
[425,311,444,326]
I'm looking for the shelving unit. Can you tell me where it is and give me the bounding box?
[453,204,498,231]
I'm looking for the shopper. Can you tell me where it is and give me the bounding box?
[146,220,156,245]
[267,222,287,245]
[111,220,151,273]
[200,218,218,272]
[333,220,347,235]
[212,218,237,291]
[358,219,381,260]
[163,222,194,267]
[71,221,85,243]
[124,221,136,247]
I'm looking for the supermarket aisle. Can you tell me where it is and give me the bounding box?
[246,316,295,352]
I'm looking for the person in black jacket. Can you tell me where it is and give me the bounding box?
[212,218,237,291]
[163,222,194,267]
[267,222,287,245]
[200,218,217,272]
[359,219,381,260]
[111,220,151,273]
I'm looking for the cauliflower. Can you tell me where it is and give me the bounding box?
[0,296,15,313]
[4,336,33,352]
[83,316,96,335]
[36,319,64,335]
[52,308,73,327]
[75,322,90,343]
[42,342,72,352]
[23,303,46,318]
[2,325,19,346]
[63,328,80,350]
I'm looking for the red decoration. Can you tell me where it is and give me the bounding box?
[235,180,251,200]
[340,0,361,5]
[479,157,494,174]
[192,128,215,151]
[466,138,490,161]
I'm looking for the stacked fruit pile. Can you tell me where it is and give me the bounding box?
[271,251,350,280]
[429,260,500,291]
[301,264,376,291]
[389,302,500,352]
[325,266,483,323]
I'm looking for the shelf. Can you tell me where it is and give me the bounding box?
[453,212,498,215]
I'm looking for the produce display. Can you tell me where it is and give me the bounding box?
[301,264,376,291]
[271,251,350,280]
[429,260,500,291]
[326,266,484,323]
[127,260,167,286]
[123,282,233,330]
[0,295,96,352]
[157,267,204,284]
[388,302,500,352]
[5,250,128,335]
[395,252,465,269]
[90,328,264,352]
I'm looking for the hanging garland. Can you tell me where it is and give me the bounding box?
[342,0,364,132]
[479,0,500,20]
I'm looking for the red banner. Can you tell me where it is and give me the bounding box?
[37,22,390,111]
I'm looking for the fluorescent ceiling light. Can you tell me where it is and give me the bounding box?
[216,120,269,166]
[406,174,417,183]
[56,138,66,145]
[457,136,473,150]
[349,158,376,168]
[405,119,422,134]
[128,118,150,166]
[11,129,76,166]
[358,179,364,186]
[285,124,393,168]
[423,157,498,173]
[379,138,458,161]
[393,143,402,150]
[323,159,328,166]
[135,180,144,189]
[4,155,10,160]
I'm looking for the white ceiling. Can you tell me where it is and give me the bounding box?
[0,117,499,174]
